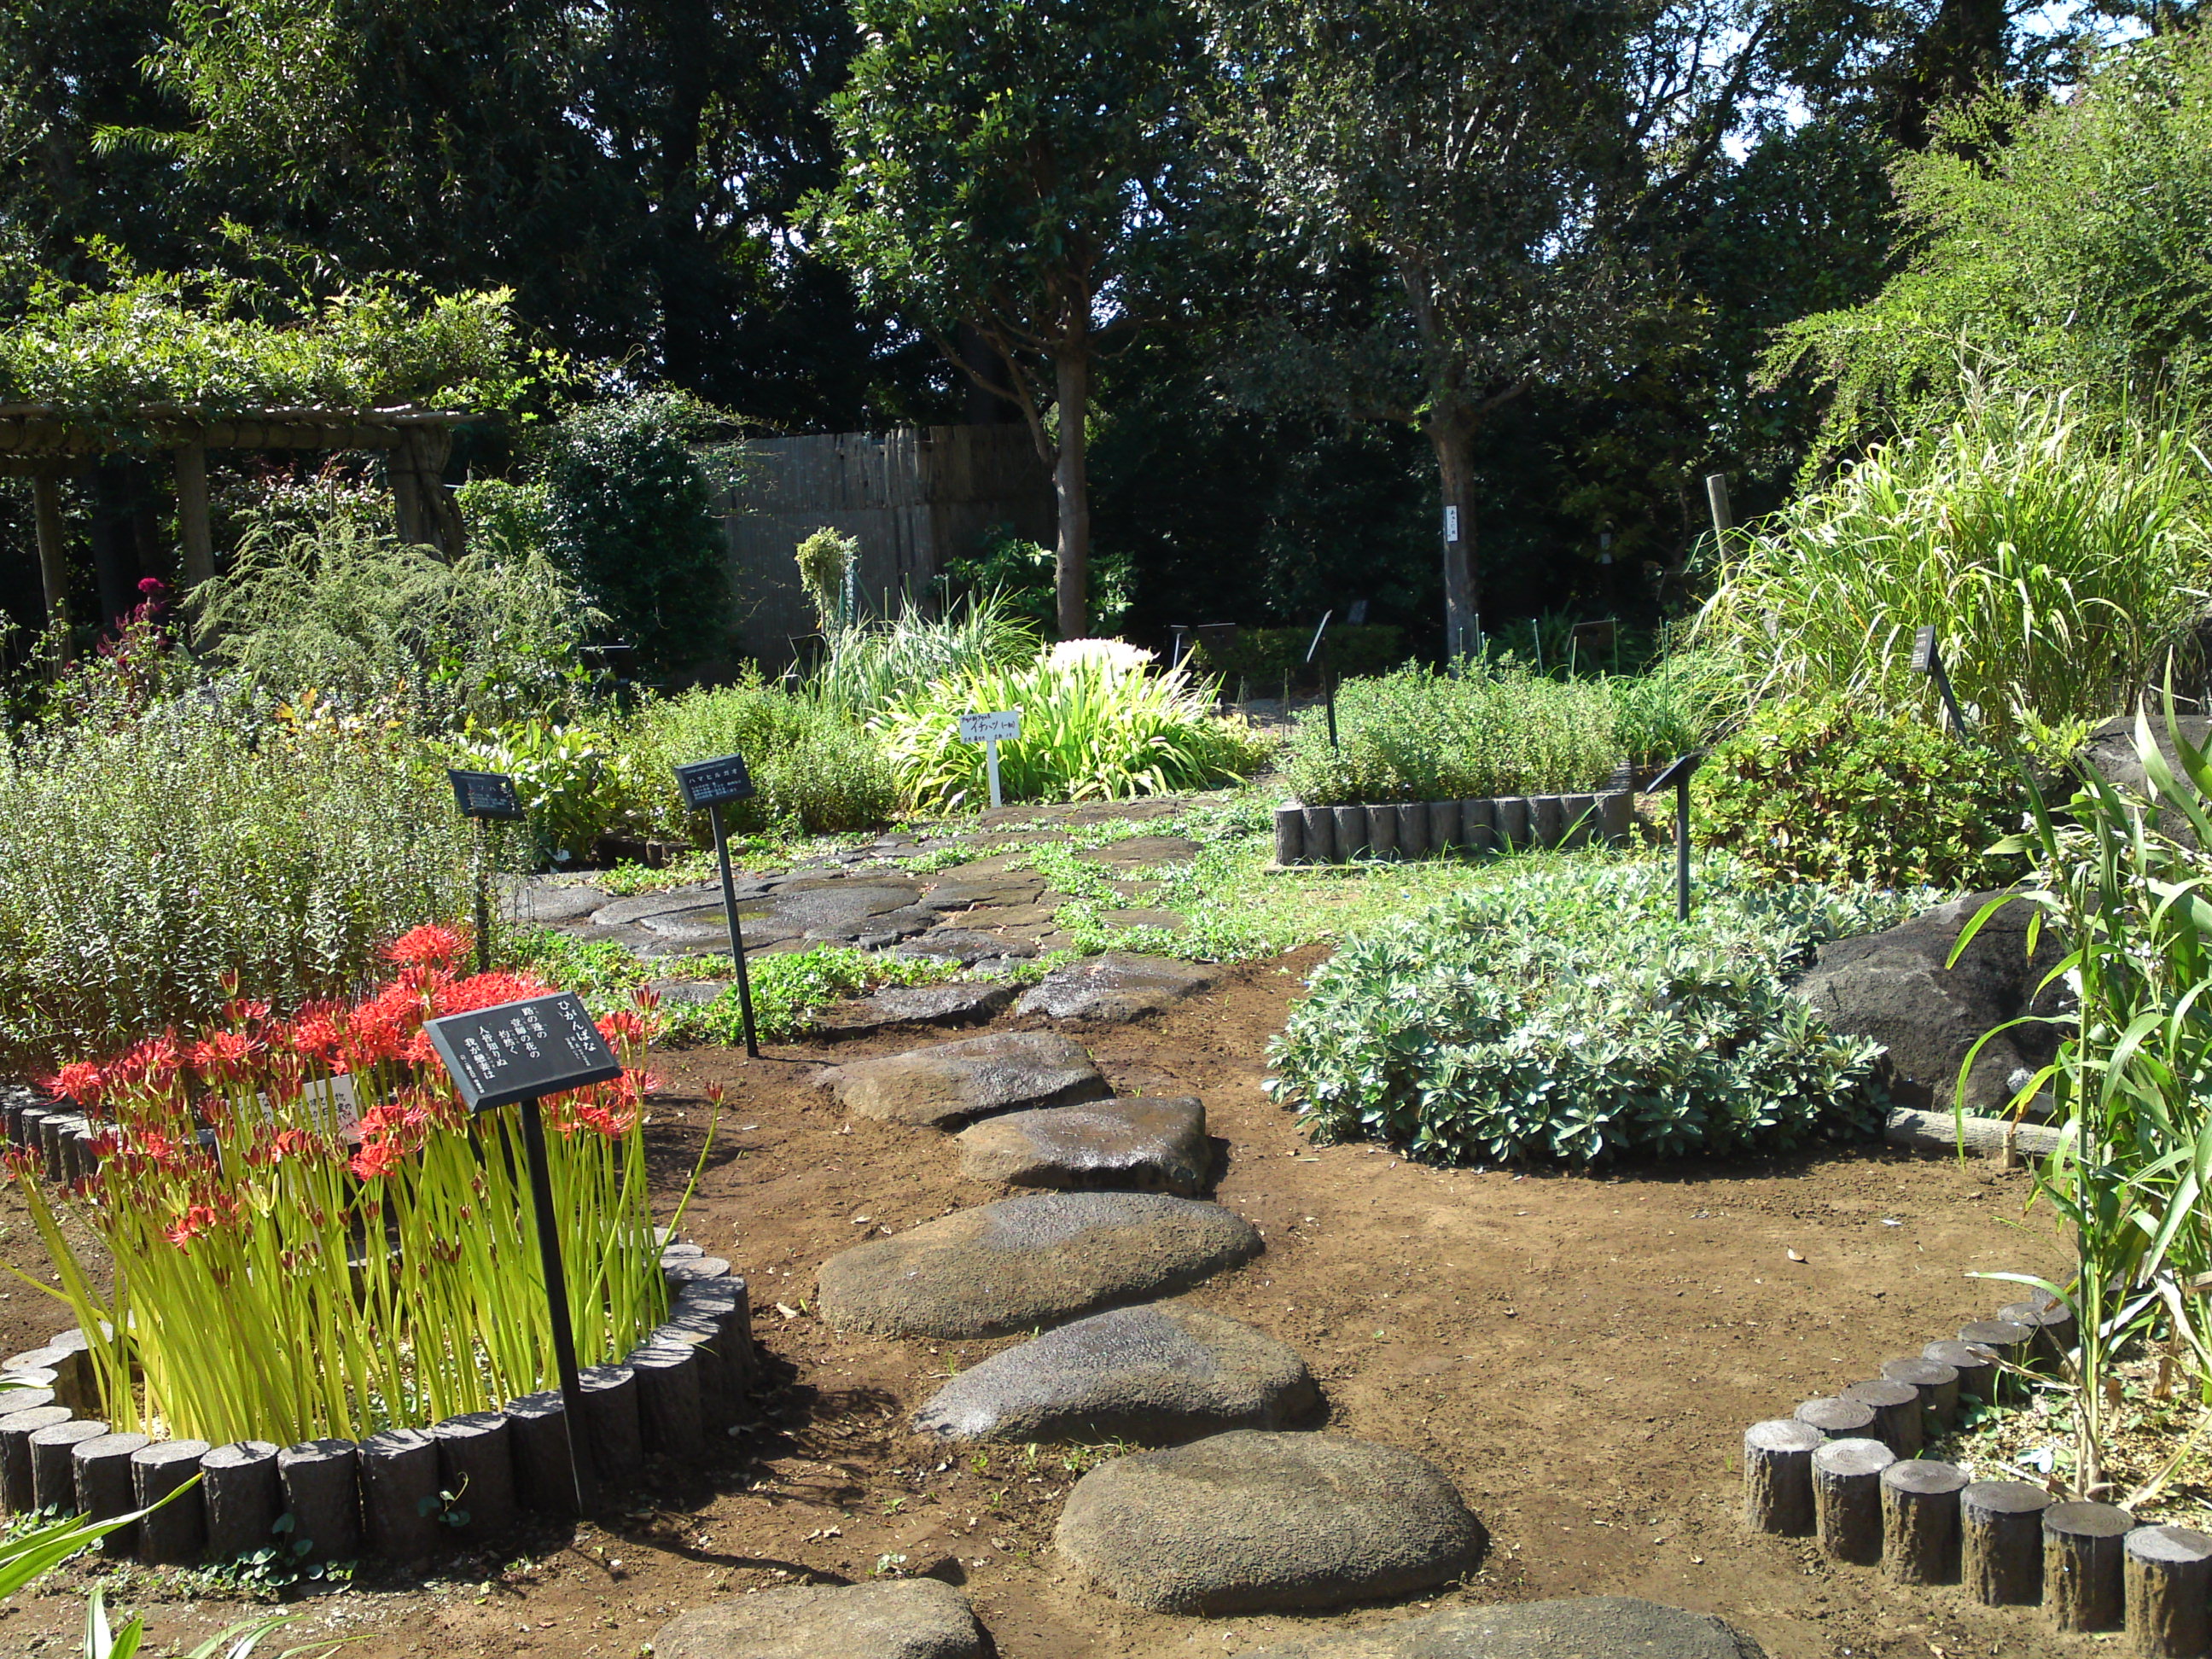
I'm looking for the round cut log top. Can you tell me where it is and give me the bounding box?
[651,1579,986,1659]
[915,1303,1315,1445]
[816,1191,1263,1341]
[1053,1429,1481,1615]
[1230,1595,1769,1659]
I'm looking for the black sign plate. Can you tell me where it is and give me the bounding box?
[1910,624,1938,674]
[1646,750,1708,793]
[674,754,755,809]
[448,769,525,821]
[425,993,623,1113]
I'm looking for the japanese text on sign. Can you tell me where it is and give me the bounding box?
[958,710,1021,743]
[674,754,756,809]
[448,769,525,820]
[424,993,622,1113]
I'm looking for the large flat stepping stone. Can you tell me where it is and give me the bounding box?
[816,1191,1263,1338]
[812,981,1019,1034]
[1078,835,1200,870]
[916,1304,1314,1444]
[653,1580,987,1659]
[509,882,614,924]
[813,1031,1108,1127]
[956,1096,1209,1192]
[1233,1596,1767,1658]
[1015,952,1220,1022]
[900,928,1039,964]
[1054,1430,1479,1614]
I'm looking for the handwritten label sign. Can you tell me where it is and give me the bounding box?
[958,710,1022,744]
[448,769,525,821]
[673,754,755,810]
[425,993,621,1113]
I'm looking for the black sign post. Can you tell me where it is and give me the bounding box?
[448,770,526,974]
[1909,625,1969,737]
[1305,610,1338,749]
[424,992,623,1519]
[1646,751,1707,922]
[674,755,760,1057]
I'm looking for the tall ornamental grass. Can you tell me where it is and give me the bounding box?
[0,696,473,1070]
[1697,387,2212,739]
[879,640,1267,810]
[807,594,1039,719]
[1280,664,1617,806]
[16,926,678,1447]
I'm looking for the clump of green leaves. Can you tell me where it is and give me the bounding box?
[682,946,963,1044]
[1269,857,1921,1167]
[795,526,860,630]
[1695,698,2027,891]
[1281,663,1616,806]
[627,677,900,835]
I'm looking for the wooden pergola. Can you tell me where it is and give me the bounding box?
[0,404,479,643]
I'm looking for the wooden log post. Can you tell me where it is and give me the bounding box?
[133,1439,212,1564]
[1494,796,1530,851]
[1598,790,1635,846]
[73,1432,149,1557]
[1883,1356,1962,1428]
[202,1441,282,1562]
[1843,1378,1924,1457]
[1959,1319,2034,1399]
[1882,1458,1968,1584]
[654,1313,735,1435]
[0,1405,73,1511]
[31,469,71,655]
[1272,806,1304,866]
[1365,805,1399,859]
[1461,799,1496,854]
[505,1391,578,1517]
[1427,800,1461,854]
[175,442,214,589]
[2045,1500,2134,1633]
[1744,1420,1822,1534]
[630,1343,707,1459]
[432,1412,518,1545]
[1795,1396,1878,1441]
[1924,1339,2000,1408]
[1333,806,1370,860]
[579,1364,644,1495]
[1529,795,1565,848]
[1395,801,1429,859]
[1560,792,1597,850]
[2001,1296,2079,1365]
[358,1427,442,1560]
[277,1438,361,1563]
[1301,806,1336,864]
[1813,1437,1895,1564]
[676,1278,756,1394]
[30,1418,107,1512]
[2127,1524,2212,1659]
[1963,1479,2053,1604]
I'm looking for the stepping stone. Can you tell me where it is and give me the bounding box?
[955,1097,1209,1192]
[1078,835,1199,870]
[901,928,1039,964]
[647,978,732,1006]
[1232,1595,1769,1658]
[922,876,1049,911]
[1054,1430,1479,1614]
[1015,953,1220,1022]
[915,1304,1314,1445]
[509,882,613,924]
[590,883,727,927]
[652,1579,987,1659]
[812,981,1019,1035]
[813,1031,1108,1128]
[816,1191,1263,1339]
[1099,908,1187,932]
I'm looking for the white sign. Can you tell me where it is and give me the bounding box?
[958,710,1022,743]
[1443,506,1460,544]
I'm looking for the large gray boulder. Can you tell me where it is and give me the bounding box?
[651,1580,986,1659]
[2080,713,2212,803]
[1232,1597,1767,1659]
[955,1096,1210,1193]
[816,1191,1262,1339]
[915,1303,1315,1444]
[1054,1430,1480,1614]
[1015,952,1220,1022]
[1791,890,2067,1113]
[812,1031,1109,1128]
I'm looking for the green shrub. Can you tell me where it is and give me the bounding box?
[1697,386,2212,738]
[446,720,645,867]
[1189,624,1404,690]
[1607,655,1731,769]
[1280,664,1615,806]
[540,392,736,678]
[1695,698,2026,890]
[627,678,900,836]
[941,525,1133,636]
[877,641,1264,810]
[1267,858,1918,1167]
[0,696,472,1068]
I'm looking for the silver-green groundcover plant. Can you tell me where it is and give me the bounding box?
[1268,857,1927,1166]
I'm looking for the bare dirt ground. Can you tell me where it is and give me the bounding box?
[0,950,2078,1658]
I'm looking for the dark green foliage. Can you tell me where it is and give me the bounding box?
[628,678,899,836]
[1267,859,1910,1167]
[1695,698,2027,890]
[942,526,1134,637]
[1187,625,1403,690]
[539,393,732,679]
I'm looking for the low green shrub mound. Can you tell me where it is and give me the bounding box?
[1695,698,2027,890]
[1267,858,1924,1166]
[627,677,901,837]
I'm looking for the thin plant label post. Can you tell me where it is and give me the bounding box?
[1305,610,1338,749]
[1910,625,1970,736]
[424,992,623,1519]
[1646,750,1707,921]
[958,710,1022,810]
[448,769,525,974]
[674,755,761,1058]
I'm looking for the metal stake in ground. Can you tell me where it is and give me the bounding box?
[958,711,1022,811]
[673,754,761,1058]
[1910,625,1970,737]
[1646,751,1707,921]
[447,769,525,974]
[1306,610,1337,749]
[424,992,625,1518]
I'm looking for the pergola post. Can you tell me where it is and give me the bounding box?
[175,442,214,590]
[30,469,72,660]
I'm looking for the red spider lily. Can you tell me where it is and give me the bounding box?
[596,1010,648,1051]
[287,1008,347,1068]
[166,1203,220,1249]
[431,969,550,1018]
[382,923,468,969]
[45,1061,106,1109]
[189,1028,265,1084]
[347,1138,408,1182]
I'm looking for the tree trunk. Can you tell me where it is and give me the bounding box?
[1054,345,1091,640]
[1425,408,1479,661]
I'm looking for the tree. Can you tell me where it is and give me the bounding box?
[1209,0,1772,655]
[812,0,1208,637]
